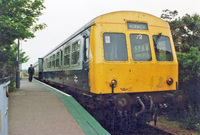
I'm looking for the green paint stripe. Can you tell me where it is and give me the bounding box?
[34,80,110,135]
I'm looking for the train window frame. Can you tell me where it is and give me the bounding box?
[130,34,152,61]
[103,33,128,61]
[71,40,81,65]
[64,45,71,67]
[153,35,174,61]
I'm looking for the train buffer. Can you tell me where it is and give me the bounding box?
[9,78,110,135]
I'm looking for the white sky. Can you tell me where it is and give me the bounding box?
[21,0,200,69]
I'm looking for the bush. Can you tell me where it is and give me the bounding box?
[177,47,200,110]
[177,47,200,89]
[175,47,200,130]
[180,110,200,131]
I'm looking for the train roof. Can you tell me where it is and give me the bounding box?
[42,17,95,58]
[42,11,167,59]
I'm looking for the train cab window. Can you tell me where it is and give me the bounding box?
[56,52,59,67]
[64,46,70,66]
[103,33,128,61]
[153,35,173,61]
[71,41,80,65]
[130,34,152,61]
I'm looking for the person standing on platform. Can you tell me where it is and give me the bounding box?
[28,64,34,82]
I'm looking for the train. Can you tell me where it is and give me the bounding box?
[34,11,184,132]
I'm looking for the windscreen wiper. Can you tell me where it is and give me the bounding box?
[153,33,162,47]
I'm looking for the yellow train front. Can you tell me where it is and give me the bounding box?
[88,11,178,130]
[89,11,178,94]
[35,11,179,132]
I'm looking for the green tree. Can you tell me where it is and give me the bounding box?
[177,47,200,111]
[0,0,46,89]
[161,10,200,130]
[177,47,200,87]
[0,0,47,46]
[181,14,200,52]
[161,10,200,53]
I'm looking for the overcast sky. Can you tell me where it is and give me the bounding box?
[21,0,200,69]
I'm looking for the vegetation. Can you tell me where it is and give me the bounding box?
[161,9,200,53]
[161,9,200,131]
[0,0,46,90]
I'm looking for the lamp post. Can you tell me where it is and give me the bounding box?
[16,39,20,88]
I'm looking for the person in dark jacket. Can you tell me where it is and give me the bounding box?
[28,64,34,82]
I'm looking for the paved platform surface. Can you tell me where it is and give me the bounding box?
[9,78,85,135]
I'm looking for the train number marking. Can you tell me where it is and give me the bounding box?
[136,34,142,39]
[74,75,78,83]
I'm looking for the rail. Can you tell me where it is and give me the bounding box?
[0,77,10,135]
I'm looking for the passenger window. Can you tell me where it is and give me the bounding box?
[60,50,63,66]
[71,41,80,65]
[130,34,152,61]
[46,59,48,69]
[56,52,59,67]
[52,54,55,68]
[64,46,70,66]
[44,59,47,70]
[103,33,128,61]
[49,57,52,68]
[153,35,173,61]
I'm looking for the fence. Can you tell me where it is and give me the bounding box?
[0,78,10,135]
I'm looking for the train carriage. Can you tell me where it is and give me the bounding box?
[34,11,182,131]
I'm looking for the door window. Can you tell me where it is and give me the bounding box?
[130,34,152,61]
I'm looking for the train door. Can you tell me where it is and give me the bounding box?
[129,33,177,92]
[82,28,90,70]
[59,48,64,85]
[129,34,153,92]
[82,30,90,91]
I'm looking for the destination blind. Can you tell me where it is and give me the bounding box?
[127,22,148,30]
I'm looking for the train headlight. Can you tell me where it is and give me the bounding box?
[167,78,173,85]
[110,79,117,87]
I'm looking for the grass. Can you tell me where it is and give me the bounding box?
[152,116,200,135]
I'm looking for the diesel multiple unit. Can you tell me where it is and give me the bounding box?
[34,11,181,131]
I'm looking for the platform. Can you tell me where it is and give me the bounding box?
[9,78,110,135]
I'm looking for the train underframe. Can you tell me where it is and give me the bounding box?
[36,77,184,133]
[75,91,176,132]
